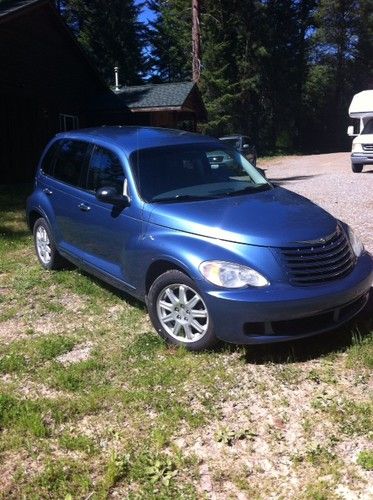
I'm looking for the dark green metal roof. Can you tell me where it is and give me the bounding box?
[114,82,196,110]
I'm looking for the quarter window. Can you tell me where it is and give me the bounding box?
[87,146,124,194]
[40,140,61,176]
[53,140,89,187]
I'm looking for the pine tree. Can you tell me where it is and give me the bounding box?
[146,0,192,82]
[60,0,145,85]
[312,0,361,149]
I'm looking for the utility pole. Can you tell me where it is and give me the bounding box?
[192,0,201,82]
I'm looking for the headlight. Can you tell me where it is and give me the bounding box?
[199,260,269,288]
[346,226,364,257]
[351,143,362,153]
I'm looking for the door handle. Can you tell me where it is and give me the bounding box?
[43,188,53,195]
[78,202,91,212]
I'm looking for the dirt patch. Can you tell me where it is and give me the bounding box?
[57,343,93,365]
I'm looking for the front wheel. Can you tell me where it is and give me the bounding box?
[147,270,218,351]
[352,163,363,173]
[33,218,65,270]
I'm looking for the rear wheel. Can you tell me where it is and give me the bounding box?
[147,270,218,351]
[33,218,65,270]
[352,163,363,173]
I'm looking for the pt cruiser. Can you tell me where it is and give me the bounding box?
[26,127,373,351]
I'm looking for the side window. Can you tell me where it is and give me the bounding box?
[53,140,89,187]
[87,146,124,194]
[40,140,61,176]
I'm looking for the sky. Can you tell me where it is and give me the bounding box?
[136,1,156,24]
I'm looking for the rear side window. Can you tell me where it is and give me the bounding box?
[86,146,125,194]
[40,140,61,176]
[53,140,89,187]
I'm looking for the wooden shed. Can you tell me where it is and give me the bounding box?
[113,82,207,132]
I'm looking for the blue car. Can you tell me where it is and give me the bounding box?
[26,127,373,351]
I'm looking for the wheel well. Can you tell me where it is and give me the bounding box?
[28,210,42,231]
[145,260,190,294]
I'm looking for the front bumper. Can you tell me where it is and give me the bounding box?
[351,153,373,165]
[201,252,373,344]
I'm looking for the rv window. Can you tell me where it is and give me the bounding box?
[362,119,373,135]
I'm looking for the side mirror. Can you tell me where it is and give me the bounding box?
[347,125,357,137]
[96,186,129,206]
[242,144,251,150]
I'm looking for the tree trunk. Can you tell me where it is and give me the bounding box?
[192,0,201,82]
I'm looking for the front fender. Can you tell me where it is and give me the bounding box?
[128,222,280,298]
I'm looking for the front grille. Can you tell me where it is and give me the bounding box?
[362,144,373,152]
[281,227,355,285]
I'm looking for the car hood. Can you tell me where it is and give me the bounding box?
[147,187,338,246]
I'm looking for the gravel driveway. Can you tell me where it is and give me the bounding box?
[259,152,373,253]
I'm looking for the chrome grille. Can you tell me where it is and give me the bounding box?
[362,144,373,152]
[281,227,355,285]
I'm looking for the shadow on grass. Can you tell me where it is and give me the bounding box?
[70,267,147,311]
[0,183,33,210]
[240,289,373,365]
[0,225,30,241]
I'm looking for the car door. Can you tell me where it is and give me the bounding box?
[39,138,92,260]
[74,144,141,287]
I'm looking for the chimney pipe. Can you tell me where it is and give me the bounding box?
[114,66,120,91]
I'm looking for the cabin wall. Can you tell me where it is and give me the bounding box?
[0,4,108,182]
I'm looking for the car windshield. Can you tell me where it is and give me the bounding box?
[130,143,271,203]
[220,138,239,148]
[362,119,373,134]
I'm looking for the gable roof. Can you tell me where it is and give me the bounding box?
[114,81,207,120]
[114,82,195,109]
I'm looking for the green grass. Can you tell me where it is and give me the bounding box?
[0,184,372,498]
[346,332,373,369]
[357,450,373,471]
[0,394,49,440]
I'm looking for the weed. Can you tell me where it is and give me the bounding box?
[215,427,257,446]
[356,450,373,471]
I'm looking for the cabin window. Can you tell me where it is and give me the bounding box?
[59,113,79,131]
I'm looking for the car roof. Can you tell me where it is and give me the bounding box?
[55,126,221,155]
[219,135,241,140]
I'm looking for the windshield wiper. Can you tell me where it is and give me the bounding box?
[152,194,212,203]
[225,184,272,196]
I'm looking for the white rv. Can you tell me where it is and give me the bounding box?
[347,90,373,173]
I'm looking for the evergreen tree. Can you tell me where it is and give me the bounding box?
[308,0,361,150]
[353,0,373,89]
[146,0,191,82]
[60,0,145,85]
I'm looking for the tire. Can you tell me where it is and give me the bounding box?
[147,270,218,351]
[352,163,363,173]
[33,217,65,270]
